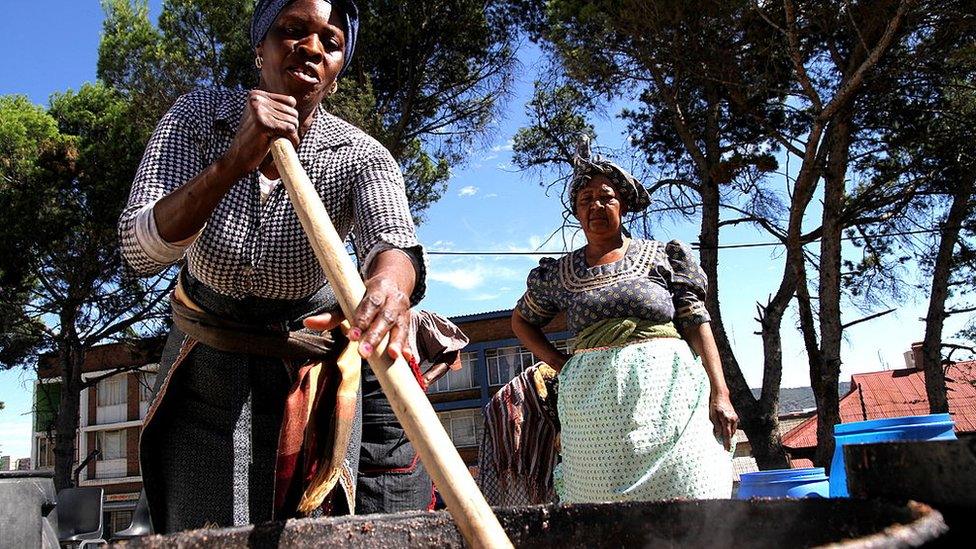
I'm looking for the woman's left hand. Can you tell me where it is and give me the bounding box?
[303,272,413,361]
[709,391,738,451]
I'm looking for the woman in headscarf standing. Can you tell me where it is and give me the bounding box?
[511,137,736,503]
[118,0,426,532]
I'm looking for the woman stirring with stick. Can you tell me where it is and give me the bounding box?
[119,0,425,532]
[512,136,736,503]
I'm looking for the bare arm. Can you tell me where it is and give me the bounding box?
[304,248,416,361]
[422,350,460,387]
[682,322,728,395]
[682,322,738,450]
[512,310,569,372]
[154,91,301,242]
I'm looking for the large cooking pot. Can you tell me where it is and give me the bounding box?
[114,498,945,548]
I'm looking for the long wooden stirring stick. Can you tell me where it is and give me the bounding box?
[270,138,513,549]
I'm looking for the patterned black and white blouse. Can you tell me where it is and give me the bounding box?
[119,88,426,303]
[516,239,710,335]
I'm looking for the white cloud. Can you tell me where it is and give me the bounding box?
[428,261,524,291]
[429,268,484,290]
[467,292,503,302]
[491,138,515,153]
[458,185,479,197]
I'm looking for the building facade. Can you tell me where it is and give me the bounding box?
[33,338,164,537]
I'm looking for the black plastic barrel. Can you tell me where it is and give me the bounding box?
[113,499,945,548]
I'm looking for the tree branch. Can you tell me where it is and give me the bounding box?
[784,0,824,111]
[841,308,896,330]
[820,0,915,121]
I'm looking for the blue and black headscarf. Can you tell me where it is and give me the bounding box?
[250,0,359,77]
[569,135,651,215]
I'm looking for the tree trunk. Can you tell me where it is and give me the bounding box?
[54,342,84,491]
[922,181,975,413]
[811,113,852,469]
[699,174,790,468]
[755,275,798,468]
[53,304,85,492]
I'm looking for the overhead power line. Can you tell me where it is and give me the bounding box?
[426,228,944,256]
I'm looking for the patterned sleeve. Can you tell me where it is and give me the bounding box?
[515,257,561,326]
[665,240,711,329]
[350,140,427,305]
[118,93,205,276]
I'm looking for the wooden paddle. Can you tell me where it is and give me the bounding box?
[270,138,513,549]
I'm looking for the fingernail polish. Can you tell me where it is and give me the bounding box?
[361,343,373,355]
[349,328,361,340]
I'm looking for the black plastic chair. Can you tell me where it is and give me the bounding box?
[57,486,106,548]
[111,489,153,540]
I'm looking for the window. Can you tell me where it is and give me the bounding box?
[138,371,157,419]
[485,345,534,386]
[108,511,133,538]
[429,351,478,393]
[485,339,575,386]
[96,430,127,461]
[96,375,127,424]
[95,429,128,479]
[553,338,574,354]
[437,409,483,448]
[35,436,55,469]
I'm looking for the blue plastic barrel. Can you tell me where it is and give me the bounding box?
[829,413,956,497]
[737,467,829,499]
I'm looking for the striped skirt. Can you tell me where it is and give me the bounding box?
[556,337,733,503]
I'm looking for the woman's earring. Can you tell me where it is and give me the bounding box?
[254,56,263,69]
[329,81,339,95]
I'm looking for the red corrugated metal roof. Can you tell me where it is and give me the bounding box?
[782,361,976,450]
[790,458,815,469]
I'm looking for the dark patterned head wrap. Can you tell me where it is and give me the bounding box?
[250,0,359,77]
[569,135,650,215]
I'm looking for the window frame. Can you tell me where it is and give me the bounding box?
[428,351,478,393]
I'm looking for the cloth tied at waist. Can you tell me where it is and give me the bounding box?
[169,284,360,516]
[170,284,333,362]
[573,317,680,351]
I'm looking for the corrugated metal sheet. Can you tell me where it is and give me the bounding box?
[789,458,815,469]
[782,361,976,450]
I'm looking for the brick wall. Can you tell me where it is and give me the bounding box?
[429,388,480,404]
[37,337,166,379]
[127,373,140,421]
[86,431,97,479]
[103,481,143,496]
[88,385,97,425]
[127,427,140,477]
[457,311,566,344]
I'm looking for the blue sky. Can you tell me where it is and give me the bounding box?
[0,1,963,460]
